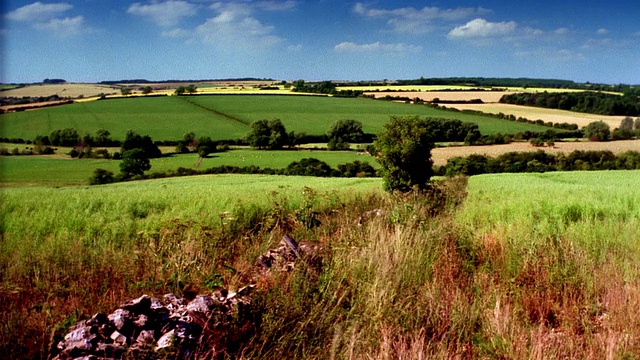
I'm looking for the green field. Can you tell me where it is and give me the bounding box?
[0,148,379,186]
[0,95,551,141]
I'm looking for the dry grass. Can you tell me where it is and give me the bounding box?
[431,140,640,165]
[447,103,626,129]
[366,91,515,103]
[0,83,119,98]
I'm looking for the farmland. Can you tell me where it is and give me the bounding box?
[431,139,640,165]
[0,148,378,186]
[0,95,552,141]
[0,83,120,99]
[445,103,626,129]
[2,169,640,358]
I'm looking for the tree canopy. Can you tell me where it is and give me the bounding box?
[246,119,289,150]
[374,116,435,192]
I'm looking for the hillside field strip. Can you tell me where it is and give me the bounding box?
[447,103,626,129]
[431,139,640,165]
[0,95,552,141]
[0,148,379,186]
[0,83,120,99]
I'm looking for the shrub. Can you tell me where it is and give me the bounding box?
[584,121,611,141]
[89,169,115,185]
[120,148,151,178]
[374,116,435,192]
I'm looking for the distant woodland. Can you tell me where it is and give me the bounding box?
[499,91,640,116]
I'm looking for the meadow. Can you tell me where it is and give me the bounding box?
[2,170,640,358]
[0,95,552,141]
[0,148,378,186]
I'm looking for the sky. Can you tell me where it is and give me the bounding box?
[2,0,639,84]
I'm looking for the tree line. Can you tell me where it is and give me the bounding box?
[500,91,640,116]
[437,150,640,177]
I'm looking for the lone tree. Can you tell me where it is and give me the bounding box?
[374,116,435,192]
[584,121,611,141]
[246,119,289,150]
[120,148,151,178]
[326,119,365,150]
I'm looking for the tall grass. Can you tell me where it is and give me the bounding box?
[2,171,640,359]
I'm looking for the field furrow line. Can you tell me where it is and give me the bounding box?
[177,96,251,127]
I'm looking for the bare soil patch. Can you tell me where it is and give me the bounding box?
[446,103,625,129]
[432,139,640,166]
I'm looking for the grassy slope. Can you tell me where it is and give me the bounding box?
[2,171,640,358]
[0,149,379,186]
[0,95,551,141]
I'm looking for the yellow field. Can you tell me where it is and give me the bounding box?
[0,83,119,98]
[338,85,482,91]
[364,90,513,103]
[431,139,640,165]
[447,103,626,129]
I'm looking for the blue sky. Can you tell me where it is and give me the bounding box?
[3,0,639,84]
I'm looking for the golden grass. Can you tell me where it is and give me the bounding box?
[447,103,626,129]
[366,91,515,103]
[431,139,640,166]
[0,83,119,98]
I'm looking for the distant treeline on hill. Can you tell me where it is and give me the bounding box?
[500,92,640,116]
[99,78,275,85]
[394,77,639,92]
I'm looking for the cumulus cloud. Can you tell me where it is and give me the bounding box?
[554,27,570,35]
[596,28,609,35]
[334,41,421,53]
[353,2,488,34]
[6,1,72,21]
[34,15,84,35]
[256,1,297,11]
[127,1,197,27]
[448,18,517,38]
[5,1,89,36]
[194,2,281,48]
[162,28,190,38]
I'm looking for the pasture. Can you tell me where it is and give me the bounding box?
[0,95,552,141]
[0,148,378,186]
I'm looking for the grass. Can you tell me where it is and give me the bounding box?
[2,170,640,358]
[0,148,378,186]
[0,95,552,141]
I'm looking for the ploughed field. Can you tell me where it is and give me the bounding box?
[0,95,552,141]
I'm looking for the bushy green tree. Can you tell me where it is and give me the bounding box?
[121,130,162,158]
[246,119,289,150]
[327,119,364,150]
[374,116,435,192]
[584,121,611,141]
[119,148,151,177]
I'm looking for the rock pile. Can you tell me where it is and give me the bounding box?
[50,288,254,360]
[49,235,322,360]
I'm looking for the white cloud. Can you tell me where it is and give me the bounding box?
[554,27,569,35]
[127,1,197,27]
[34,15,84,35]
[353,2,489,34]
[448,18,517,38]
[334,41,421,53]
[256,1,297,11]
[596,28,609,35]
[162,28,190,38]
[287,44,303,51]
[6,1,72,21]
[194,3,281,48]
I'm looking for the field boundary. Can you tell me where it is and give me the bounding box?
[176,96,252,126]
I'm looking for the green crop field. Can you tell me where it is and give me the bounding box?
[0,95,551,141]
[0,148,379,186]
[458,170,640,242]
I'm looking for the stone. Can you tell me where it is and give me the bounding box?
[109,330,127,345]
[86,313,108,327]
[133,314,149,328]
[155,329,176,350]
[136,330,156,345]
[186,295,215,313]
[58,325,95,353]
[121,294,151,313]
